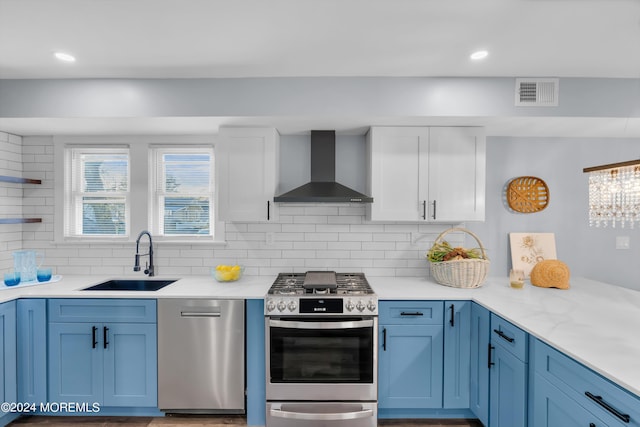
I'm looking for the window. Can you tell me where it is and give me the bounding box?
[65,147,130,237]
[150,147,214,237]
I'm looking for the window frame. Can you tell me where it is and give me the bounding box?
[149,145,217,241]
[64,145,131,241]
[54,136,225,244]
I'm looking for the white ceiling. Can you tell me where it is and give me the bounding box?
[1,0,640,136]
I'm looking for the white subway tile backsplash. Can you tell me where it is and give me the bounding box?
[281,224,315,233]
[1,135,456,278]
[281,249,316,259]
[305,232,339,242]
[294,215,328,224]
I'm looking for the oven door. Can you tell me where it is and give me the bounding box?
[266,316,377,401]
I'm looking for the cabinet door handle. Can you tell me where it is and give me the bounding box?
[91,326,98,349]
[585,391,630,423]
[449,304,455,327]
[267,201,271,221]
[488,344,494,369]
[400,311,424,316]
[432,200,437,220]
[493,328,515,343]
[103,326,109,349]
[382,328,387,351]
[422,200,427,220]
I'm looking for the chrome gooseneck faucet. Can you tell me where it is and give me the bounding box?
[134,230,154,276]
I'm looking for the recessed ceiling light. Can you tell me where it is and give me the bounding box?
[54,52,76,62]
[470,50,489,60]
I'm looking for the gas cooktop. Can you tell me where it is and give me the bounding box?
[268,272,374,296]
[265,271,378,315]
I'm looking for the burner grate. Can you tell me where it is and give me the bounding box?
[269,272,373,296]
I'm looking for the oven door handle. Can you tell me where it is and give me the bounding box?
[270,407,374,421]
[268,319,374,329]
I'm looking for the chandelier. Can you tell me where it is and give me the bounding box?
[583,160,640,228]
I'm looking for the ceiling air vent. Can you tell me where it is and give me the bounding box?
[515,78,559,106]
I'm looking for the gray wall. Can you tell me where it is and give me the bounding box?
[467,136,640,291]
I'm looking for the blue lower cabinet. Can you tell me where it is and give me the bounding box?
[531,373,606,427]
[443,301,471,409]
[102,323,157,407]
[17,299,47,404]
[469,302,490,426]
[379,323,444,409]
[48,322,103,403]
[0,301,17,424]
[47,299,157,410]
[246,299,265,426]
[378,301,445,411]
[488,313,528,427]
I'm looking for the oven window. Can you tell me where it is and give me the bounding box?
[269,320,374,383]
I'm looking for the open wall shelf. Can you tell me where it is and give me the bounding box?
[0,174,42,224]
[0,175,42,184]
[0,218,42,224]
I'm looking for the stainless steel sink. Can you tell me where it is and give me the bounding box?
[82,279,177,291]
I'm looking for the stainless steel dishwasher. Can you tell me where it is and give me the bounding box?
[158,299,245,413]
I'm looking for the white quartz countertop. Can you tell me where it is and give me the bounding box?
[2,273,639,399]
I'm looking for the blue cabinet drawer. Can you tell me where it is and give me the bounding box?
[48,299,156,323]
[490,313,527,362]
[379,301,443,325]
[531,338,640,427]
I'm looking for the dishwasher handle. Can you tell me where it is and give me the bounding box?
[180,311,221,318]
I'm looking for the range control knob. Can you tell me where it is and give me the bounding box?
[277,300,287,312]
[345,299,355,312]
[367,299,377,312]
[287,300,298,312]
[266,299,276,312]
[356,300,366,312]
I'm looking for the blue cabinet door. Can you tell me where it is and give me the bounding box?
[379,324,444,409]
[0,301,17,421]
[470,302,490,426]
[103,323,157,407]
[17,299,47,404]
[489,344,527,427]
[48,322,103,403]
[443,300,471,409]
[530,373,605,427]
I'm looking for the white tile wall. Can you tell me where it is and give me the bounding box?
[0,134,467,279]
[0,131,25,272]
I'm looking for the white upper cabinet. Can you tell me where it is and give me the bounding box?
[216,127,279,222]
[367,126,485,222]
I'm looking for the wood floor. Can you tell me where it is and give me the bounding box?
[10,415,483,426]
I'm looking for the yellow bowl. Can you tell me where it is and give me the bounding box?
[212,265,243,282]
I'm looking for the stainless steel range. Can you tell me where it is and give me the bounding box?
[265,271,378,427]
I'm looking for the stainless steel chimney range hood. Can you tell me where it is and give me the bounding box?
[274,130,373,203]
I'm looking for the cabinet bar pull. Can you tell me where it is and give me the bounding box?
[422,200,427,220]
[103,326,109,349]
[91,326,98,349]
[382,328,387,351]
[267,201,271,221]
[432,200,437,220]
[493,328,515,343]
[585,391,630,423]
[400,311,424,316]
[449,304,455,327]
[488,344,494,369]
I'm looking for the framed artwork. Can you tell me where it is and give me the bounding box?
[509,232,557,277]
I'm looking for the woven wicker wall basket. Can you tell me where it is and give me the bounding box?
[507,176,549,213]
[429,228,490,289]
